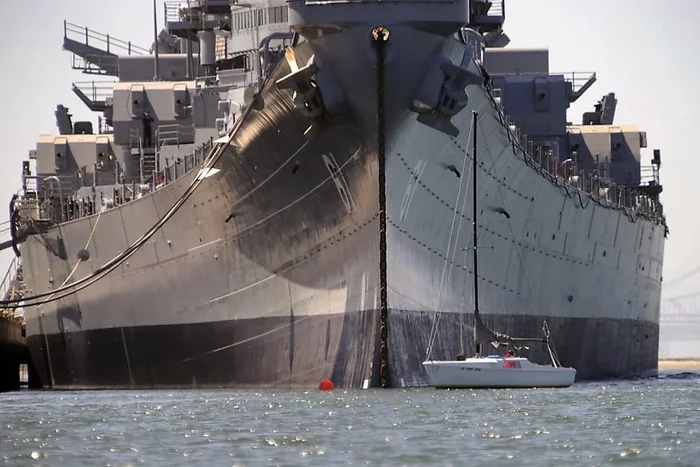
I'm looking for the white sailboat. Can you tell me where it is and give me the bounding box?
[422,111,576,389]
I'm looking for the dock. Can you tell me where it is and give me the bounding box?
[0,313,26,391]
[0,257,29,391]
[658,359,700,373]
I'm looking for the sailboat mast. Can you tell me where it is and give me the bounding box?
[472,111,479,318]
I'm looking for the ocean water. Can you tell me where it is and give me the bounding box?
[1,374,698,466]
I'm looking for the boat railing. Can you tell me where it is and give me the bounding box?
[194,73,252,90]
[165,1,184,23]
[129,128,141,149]
[22,173,38,193]
[69,54,115,76]
[164,1,209,24]
[97,116,113,135]
[557,71,597,95]
[497,111,663,220]
[487,0,504,18]
[156,123,196,147]
[36,137,215,225]
[231,5,289,32]
[157,138,213,187]
[0,257,24,320]
[215,35,228,61]
[640,166,661,186]
[213,36,258,62]
[38,174,88,223]
[63,20,148,56]
[41,174,79,200]
[72,81,115,103]
[0,257,21,303]
[495,71,596,96]
[38,174,153,224]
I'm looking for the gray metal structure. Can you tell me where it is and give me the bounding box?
[0,257,26,391]
[5,0,666,388]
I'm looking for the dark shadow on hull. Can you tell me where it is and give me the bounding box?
[331,269,382,387]
[56,303,83,329]
[389,310,659,386]
[27,308,658,389]
[0,318,26,392]
[28,310,381,389]
[217,42,379,290]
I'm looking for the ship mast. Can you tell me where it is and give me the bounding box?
[152,0,160,80]
[471,111,480,353]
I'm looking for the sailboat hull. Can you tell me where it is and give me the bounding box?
[422,358,576,389]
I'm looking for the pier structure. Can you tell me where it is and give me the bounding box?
[0,258,28,391]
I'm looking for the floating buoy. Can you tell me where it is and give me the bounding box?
[319,379,334,391]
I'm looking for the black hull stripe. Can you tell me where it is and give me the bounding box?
[27,311,658,389]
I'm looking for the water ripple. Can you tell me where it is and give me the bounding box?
[1,375,699,465]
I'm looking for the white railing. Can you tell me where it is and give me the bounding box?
[0,257,21,303]
[488,0,504,18]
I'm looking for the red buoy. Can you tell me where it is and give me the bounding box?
[319,379,334,390]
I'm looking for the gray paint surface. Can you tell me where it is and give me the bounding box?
[19,13,664,388]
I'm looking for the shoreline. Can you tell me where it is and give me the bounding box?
[658,359,700,372]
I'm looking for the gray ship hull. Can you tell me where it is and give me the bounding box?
[22,26,664,389]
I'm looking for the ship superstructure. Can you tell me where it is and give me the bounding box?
[2,0,666,388]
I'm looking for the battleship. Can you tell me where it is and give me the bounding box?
[1,0,667,389]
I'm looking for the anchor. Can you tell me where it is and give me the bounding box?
[276,48,326,120]
[414,44,483,137]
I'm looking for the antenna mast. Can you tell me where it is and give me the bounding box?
[153,0,160,80]
[472,111,479,318]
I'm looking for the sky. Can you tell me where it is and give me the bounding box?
[0,1,698,356]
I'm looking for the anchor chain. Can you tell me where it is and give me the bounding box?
[373,26,390,389]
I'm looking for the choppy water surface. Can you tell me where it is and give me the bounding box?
[1,374,699,466]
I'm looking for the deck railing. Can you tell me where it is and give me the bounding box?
[0,257,24,320]
[494,71,597,96]
[487,0,504,18]
[64,20,148,55]
[498,109,664,221]
[73,81,115,103]
[28,136,216,226]
[156,123,196,147]
[0,257,21,303]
